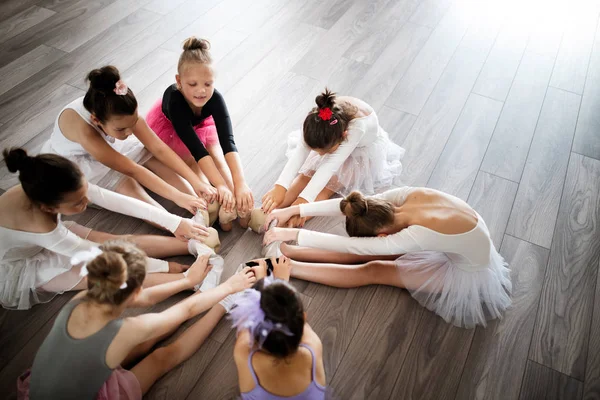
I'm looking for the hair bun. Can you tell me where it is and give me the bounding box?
[315,87,336,110]
[87,66,121,94]
[86,251,128,293]
[3,148,31,173]
[341,191,368,217]
[182,37,210,52]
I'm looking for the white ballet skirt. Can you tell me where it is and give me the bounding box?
[41,97,151,191]
[297,187,512,328]
[0,184,183,310]
[276,110,404,202]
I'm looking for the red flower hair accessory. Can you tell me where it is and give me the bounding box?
[318,107,333,121]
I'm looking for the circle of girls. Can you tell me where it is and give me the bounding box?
[0,37,511,400]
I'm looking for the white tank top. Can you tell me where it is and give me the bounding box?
[41,97,119,157]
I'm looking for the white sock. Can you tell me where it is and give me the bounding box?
[219,291,242,313]
[199,254,224,292]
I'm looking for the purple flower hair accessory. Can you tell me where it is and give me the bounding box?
[229,276,293,348]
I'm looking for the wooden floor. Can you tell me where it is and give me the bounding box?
[1,0,600,398]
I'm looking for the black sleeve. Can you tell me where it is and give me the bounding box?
[164,87,210,161]
[203,89,237,155]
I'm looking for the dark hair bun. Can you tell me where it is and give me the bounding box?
[315,87,336,109]
[182,37,210,52]
[341,191,368,217]
[87,66,121,94]
[3,148,30,173]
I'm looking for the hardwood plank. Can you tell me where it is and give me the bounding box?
[525,5,565,58]
[121,47,178,95]
[211,0,307,94]
[455,235,550,400]
[224,22,325,123]
[377,105,418,145]
[396,19,500,186]
[44,0,151,53]
[472,21,529,102]
[223,0,287,34]
[480,51,556,182]
[296,0,353,30]
[529,154,600,379]
[0,45,66,97]
[549,9,598,95]
[389,313,474,400]
[572,21,600,160]
[0,295,76,399]
[519,361,584,400]
[343,0,420,65]
[135,66,178,115]
[207,27,249,64]
[0,84,84,156]
[384,5,469,115]
[0,0,40,21]
[427,94,503,201]
[0,0,113,68]
[467,172,518,247]
[143,0,189,15]
[159,0,253,53]
[408,0,452,28]
[0,6,56,45]
[303,284,377,380]
[0,8,162,125]
[329,287,423,400]
[291,0,395,82]
[38,0,116,12]
[234,72,321,194]
[320,57,371,95]
[352,21,432,111]
[506,87,580,248]
[185,331,240,399]
[584,258,600,400]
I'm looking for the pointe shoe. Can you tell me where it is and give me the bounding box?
[187,239,224,291]
[219,207,237,232]
[193,209,210,227]
[248,208,268,233]
[261,218,281,257]
[207,201,220,226]
[238,209,251,229]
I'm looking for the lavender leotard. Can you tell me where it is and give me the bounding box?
[241,344,326,400]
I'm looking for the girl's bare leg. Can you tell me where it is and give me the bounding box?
[206,144,234,191]
[290,260,434,290]
[144,157,196,196]
[130,305,226,394]
[115,176,166,211]
[86,230,189,258]
[46,271,183,293]
[280,174,311,208]
[122,324,181,367]
[281,243,401,264]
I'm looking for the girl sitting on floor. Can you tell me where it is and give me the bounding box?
[18,240,255,400]
[261,88,404,228]
[147,37,253,231]
[231,257,326,399]
[0,148,211,310]
[264,187,512,328]
[41,65,213,217]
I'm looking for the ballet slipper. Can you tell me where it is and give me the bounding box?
[204,227,221,253]
[261,218,281,257]
[219,206,237,232]
[238,208,251,229]
[187,239,224,291]
[207,201,220,226]
[248,208,268,234]
[193,209,210,227]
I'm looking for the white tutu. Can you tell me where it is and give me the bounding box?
[395,247,512,328]
[285,127,405,196]
[0,221,91,310]
[71,136,152,191]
